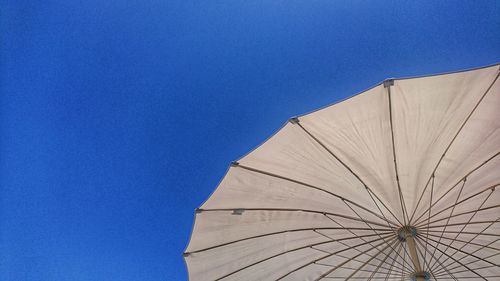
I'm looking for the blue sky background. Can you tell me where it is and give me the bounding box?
[1,1,499,280]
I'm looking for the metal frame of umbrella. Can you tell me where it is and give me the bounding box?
[184,63,500,281]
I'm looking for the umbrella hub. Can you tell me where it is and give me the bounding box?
[411,271,431,281]
[397,225,417,242]
[398,225,427,278]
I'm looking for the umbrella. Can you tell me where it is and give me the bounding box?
[184,63,500,281]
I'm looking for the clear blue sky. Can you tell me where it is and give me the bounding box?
[1,1,499,280]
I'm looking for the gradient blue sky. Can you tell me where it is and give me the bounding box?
[1,1,499,280]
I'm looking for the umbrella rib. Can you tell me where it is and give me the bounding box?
[275,234,390,280]
[212,232,392,280]
[187,226,391,255]
[345,238,398,281]
[236,163,400,227]
[409,71,500,224]
[424,229,500,237]
[414,183,498,227]
[421,233,500,271]
[431,277,500,280]
[423,232,500,252]
[432,215,500,271]
[423,174,434,271]
[401,242,406,281]
[384,243,403,281]
[386,81,410,225]
[312,239,394,281]
[365,187,399,231]
[423,178,466,267]
[412,152,500,225]
[315,262,406,277]
[420,220,500,230]
[342,199,416,270]
[367,239,399,281]
[185,66,500,281]
[324,277,407,280]
[312,243,407,274]
[293,121,404,227]
[435,248,500,275]
[413,233,438,281]
[322,214,407,271]
[414,236,459,281]
[416,204,500,229]
[200,208,393,228]
[450,238,500,267]
[208,162,500,278]
[436,264,500,277]
[415,236,487,281]
[439,254,500,276]
[311,246,331,254]
[427,186,494,270]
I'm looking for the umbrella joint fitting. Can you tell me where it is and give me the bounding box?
[289,117,300,124]
[411,271,431,281]
[397,225,417,242]
[383,79,394,88]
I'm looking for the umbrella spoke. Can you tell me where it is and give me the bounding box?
[409,72,500,224]
[322,215,407,271]
[345,238,398,280]
[413,236,459,281]
[424,229,500,237]
[420,234,500,272]
[423,232,500,252]
[416,204,500,229]
[435,248,500,275]
[315,262,407,277]
[275,235,391,280]
[293,120,404,227]
[423,174,434,273]
[433,215,500,272]
[365,187,399,232]
[383,243,403,281]
[311,239,394,281]
[420,220,500,230]
[386,81,411,225]
[235,163,400,227]
[186,226,392,255]
[314,249,408,275]
[435,264,500,277]
[412,152,500,225]
[367,239,399,281]
[185,65,500,281]
[413,234,438,280]
[324,276,408,280]
[342,200,415,270]
[422,178,466,267]
[212,232,393,280]
[431,277,500,280]
[416,236,488,280]
[415,183,498,227]
[200,208,394,229]
[428,187,495,270]
[401,242,407,281]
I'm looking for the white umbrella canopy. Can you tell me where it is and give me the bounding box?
[184,63,500,281]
